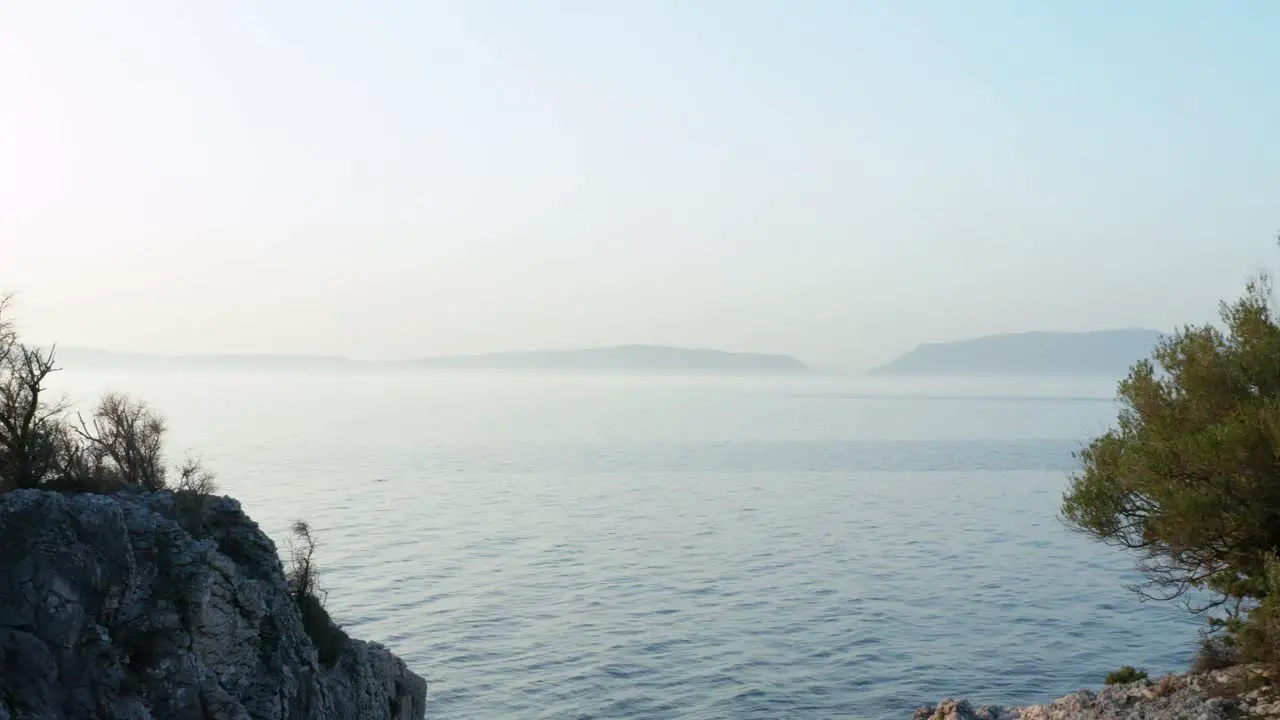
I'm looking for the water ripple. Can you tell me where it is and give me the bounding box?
[47,372,1199,718]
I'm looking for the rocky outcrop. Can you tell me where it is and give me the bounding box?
[914,666,1280,719]
[0,489,426,719]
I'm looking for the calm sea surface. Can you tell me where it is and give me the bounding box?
[50,372,1201,718]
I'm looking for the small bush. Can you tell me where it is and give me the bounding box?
[174,457,217,496]
[1105,666,1148,685]
[1153,674,1180,698]
[173,456,219,534]
[1192,634,1238,673]
[43,423,126,493]
[296,589,349,667]
[72,393,168,490]
[286,520,349,667]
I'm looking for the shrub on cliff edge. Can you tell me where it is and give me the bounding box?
[1063,268,1280,664]
[287,520,349,667]
[1194,633,1239,672]
[0,294,215,497]
[1105,666,1148,685]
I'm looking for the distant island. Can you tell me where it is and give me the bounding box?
[411,345,810,373]
[53,345,813,375]
[870,329,1164,376]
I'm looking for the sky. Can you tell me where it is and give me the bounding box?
[1,2,1278,371]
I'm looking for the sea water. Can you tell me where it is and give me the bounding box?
[49,372,1200,718]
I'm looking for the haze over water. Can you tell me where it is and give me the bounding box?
[5,2,1277,718]
[49,370,1199,718]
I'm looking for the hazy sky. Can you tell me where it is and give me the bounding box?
[2,2,1277,370]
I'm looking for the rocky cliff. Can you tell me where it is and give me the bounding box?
[0,489,426,719]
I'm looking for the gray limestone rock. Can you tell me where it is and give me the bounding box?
[0,489,426,719]
[914,669,1263,719]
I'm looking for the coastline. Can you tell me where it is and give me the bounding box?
[914,665,1280,719]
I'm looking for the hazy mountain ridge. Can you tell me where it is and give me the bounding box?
[871,329,1165,376]
[411,345,810,372]
[52,345,812,374]
[52,347,368,371]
